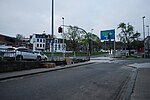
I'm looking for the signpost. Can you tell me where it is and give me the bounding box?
[100,29,115,55]
[100,29,115,40]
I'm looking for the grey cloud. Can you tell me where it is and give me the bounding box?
[0,0,150,39]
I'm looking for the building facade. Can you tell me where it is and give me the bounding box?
[30,33,66,52]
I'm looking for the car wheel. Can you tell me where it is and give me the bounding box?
[44,58,47,61]
[37,56,41,61]
[16,55,23,61]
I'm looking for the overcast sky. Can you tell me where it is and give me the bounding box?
[0,0,150,39]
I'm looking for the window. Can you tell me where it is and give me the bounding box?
[40,39,42,42]
[55,40,57,43]
[40,44,42,47]
[55,45,57,50]
[37,44,39,47]
[58,44,60,50]
[43,44,45,48]
[37,39,39,42]
[43,39,45,43]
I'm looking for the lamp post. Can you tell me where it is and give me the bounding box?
[124,33,127,56]
[146,25,149,58]
[142,16,145,58]
[62,17,65,59]
[91,29,94,54]
[51,0,54,61]
[146,25,149,36]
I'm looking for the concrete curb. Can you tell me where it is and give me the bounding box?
[0,62,95,81]
[113,65,138,100]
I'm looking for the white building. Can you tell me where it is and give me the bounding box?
[52,38,66,52]
[30,34,46,51]
[30,33,66,52]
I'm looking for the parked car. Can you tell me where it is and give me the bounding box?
[0,45,16,60]
[34,51,48,61]
[4,47,44,61]
[3,47,16,60]
[15,48,39,61]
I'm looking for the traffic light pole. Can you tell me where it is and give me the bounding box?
[62,17,65,59]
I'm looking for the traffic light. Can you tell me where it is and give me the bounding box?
[58,27,62,33]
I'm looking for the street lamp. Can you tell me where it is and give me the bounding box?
[142,16,145,58]
[143,16,146,39]
[62,17,65,59]
[146,25,150,58]
[51,0,54,61]
[91,29,94,33]
[90,29,94,54]
[146,25,149,36]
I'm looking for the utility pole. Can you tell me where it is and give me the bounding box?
[146,25,149,36]
[142,16,145,58]
[91,29,94,54]
[146,25,149,58]
[51,0,54,61]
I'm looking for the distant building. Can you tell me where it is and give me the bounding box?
[0,34,16,46]
[0,34,31,48]
[145,36,150,58]
[53,38,66,52]
[30,33,66,52]
[100,41,124,50]
[30,33,46,51]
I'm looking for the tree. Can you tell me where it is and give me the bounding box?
[16,34,24,40]
[130,32,141,51]
[64,26,86,57]
[16,34,24,46]
[90,33,101,52]
[80,32,101,54]
[117,22,137,56]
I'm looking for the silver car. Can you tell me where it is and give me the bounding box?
[4,47,42,61]
[34,51,48,61]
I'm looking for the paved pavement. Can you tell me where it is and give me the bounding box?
[92,57,150,100]
[131,68,150,100]
[0,56,150,100]
[0,56,114,81]
[128,63,150,100]
[0,62,94,81]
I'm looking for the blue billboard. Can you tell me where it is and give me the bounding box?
[100,29,115,40]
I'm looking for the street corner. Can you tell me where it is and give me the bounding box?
[128,63,150,69]
[89,57,115,63]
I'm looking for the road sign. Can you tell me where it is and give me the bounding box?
[100,29,115,40]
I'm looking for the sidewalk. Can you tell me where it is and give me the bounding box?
[131,68,150,100]
[0,61,94,81]
[129,63,150,100]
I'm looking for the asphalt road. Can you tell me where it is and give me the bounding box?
[0,62,135,100]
